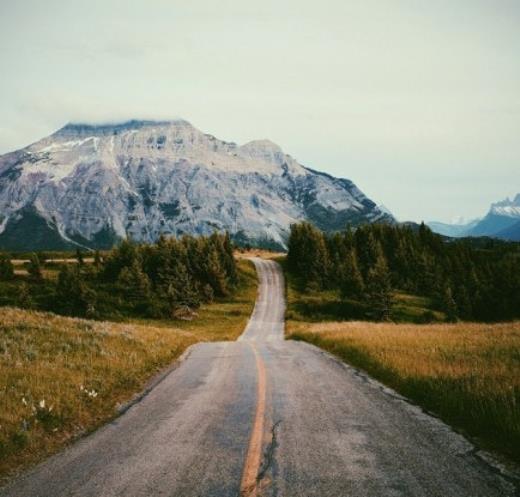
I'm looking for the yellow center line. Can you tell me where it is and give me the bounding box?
[240,343,267,497]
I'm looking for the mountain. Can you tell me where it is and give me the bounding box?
[0,119,393,251]
[466,194,520,239]
[427,219,480,238]
[495,220,520,241]
[428,194,520,240]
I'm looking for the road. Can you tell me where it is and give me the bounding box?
[1,259,517,496]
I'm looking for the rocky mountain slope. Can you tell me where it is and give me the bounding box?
[495,220,520,241]
[0,120,393,250]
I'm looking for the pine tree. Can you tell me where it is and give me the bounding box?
[94,250,102,266]
[416,252,436,294]
[442,285,458,322]
[327,232,348,286]
[150,238,200,314]
[355,227,382,278]
[307,228,329,291]
[339,249,364,300]
[0,253,14,280]
[205,243,228,297]
[102,239,139,280]
[287,222,329,290]
[454,285,472,320]
[221,232,238,285]
[392,239,411,290]
[116,259,151,306]
[366,253,393,321]
[76,248,84,266]
[27,253,42,281]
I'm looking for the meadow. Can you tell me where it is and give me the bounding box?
[0,259,257,481]
[288,320,520,465]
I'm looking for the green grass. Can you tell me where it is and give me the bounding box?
[288,320,520,465]
[391,292,445,323]
[0,259,257,482]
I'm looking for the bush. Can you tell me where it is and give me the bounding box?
[55,265,97,317]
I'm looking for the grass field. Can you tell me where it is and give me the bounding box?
[288,320,520,465]
[0,259,257,481]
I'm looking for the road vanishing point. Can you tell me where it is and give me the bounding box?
[1,259,517,497]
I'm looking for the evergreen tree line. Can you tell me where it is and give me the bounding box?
[287,222,520,322]
[0,232,238,319]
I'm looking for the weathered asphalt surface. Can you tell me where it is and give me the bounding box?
[2,259,517,496]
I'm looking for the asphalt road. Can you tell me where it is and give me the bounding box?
[2,259,517,496]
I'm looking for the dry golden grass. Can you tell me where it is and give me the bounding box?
[235,249,285,260]
[288,320,520,464]
[0,259,257,481]
[13,269,58,279]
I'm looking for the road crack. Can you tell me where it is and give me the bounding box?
[257,421,282,483]
[240,421,282,497]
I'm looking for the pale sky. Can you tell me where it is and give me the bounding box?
[0,0,519,223]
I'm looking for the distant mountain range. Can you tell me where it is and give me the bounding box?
[428,194,520,241]
[0,119,393,251]
[427,219,481,238]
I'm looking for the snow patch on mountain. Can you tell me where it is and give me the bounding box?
[490,194,520,218]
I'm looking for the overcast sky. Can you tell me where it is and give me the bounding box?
[0,0,518,222]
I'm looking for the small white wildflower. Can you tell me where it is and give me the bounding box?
[39,399,45,409]
[21,397,27,406]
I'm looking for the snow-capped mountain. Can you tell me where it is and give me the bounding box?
[467,194,520,239]
[428,194,520,240]
[0,120,393,251]
[488,194,520,218]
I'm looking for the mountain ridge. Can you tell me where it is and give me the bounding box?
[0,119,393,251]
[428,194,520,240]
